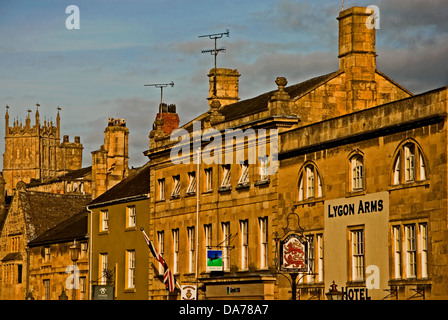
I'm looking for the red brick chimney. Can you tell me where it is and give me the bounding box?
[154,103,179,135]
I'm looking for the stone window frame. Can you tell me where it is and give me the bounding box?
[297,161,323,202]
[391,139,428,186]
[347,150,365,193]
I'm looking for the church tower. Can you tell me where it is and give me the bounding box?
[2,105,83,195]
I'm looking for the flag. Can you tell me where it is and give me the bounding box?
[141,228,177,292]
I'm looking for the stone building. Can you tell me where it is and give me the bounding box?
[0,117,133,300]
[27,209,89,300]
[26,166,92,195]
[143,6,447,300]
[87,163,150,300]
[0,183,90,300]
[3,106,83,196]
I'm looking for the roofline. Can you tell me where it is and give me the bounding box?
[375,69,414,97]
[292,70,343,101]
[27,234,89,248]
[87,193,150,209]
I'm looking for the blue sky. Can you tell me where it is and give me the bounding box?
[1,0,447,169]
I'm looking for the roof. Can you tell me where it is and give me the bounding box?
[1,252,22,262]
[19,191,91,241]
[181,71,340,132]
[27,209,88,247]
[88,162,151,207]
[59,166,92,180]
[221,71,340,121]
[26,166,92,187]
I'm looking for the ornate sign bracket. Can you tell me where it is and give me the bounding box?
[274,206,312,300]
[274,206,308,274]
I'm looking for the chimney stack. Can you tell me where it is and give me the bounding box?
[208,68,240,107]
[338,6,377,112]
[153,103,179,136]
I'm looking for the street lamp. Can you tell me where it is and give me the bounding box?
[69,240,80,300]
[325,281,345,300]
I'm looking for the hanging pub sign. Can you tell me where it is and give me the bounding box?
[206,249,223,272]
[279,233,308,273]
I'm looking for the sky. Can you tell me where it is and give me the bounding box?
[1,0,447,170]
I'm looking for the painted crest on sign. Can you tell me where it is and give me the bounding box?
[280,234,307,272]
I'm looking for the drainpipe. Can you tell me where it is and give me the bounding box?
[87,206,93,300]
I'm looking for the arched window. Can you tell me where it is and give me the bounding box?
[392,140,427,185]
[298,162,322,201]
[350,154,364,191]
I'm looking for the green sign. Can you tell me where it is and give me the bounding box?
[206,250,223,271]
[93,285,114,300]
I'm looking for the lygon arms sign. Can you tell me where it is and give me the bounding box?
[327,198,384,218]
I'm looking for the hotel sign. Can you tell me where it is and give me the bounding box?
[327,197,384,218]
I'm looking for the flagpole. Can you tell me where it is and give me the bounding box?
[140,227,181,291]
[195,148,200,281]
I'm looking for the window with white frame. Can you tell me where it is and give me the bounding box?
[172,229,179,274]
[158,178,165,200]
[419,154,426,180]
[158,231,164,275]
[420,223,428,278]
[405,224,417,278]
[172,175,180,197]
[187,172,196,194]
[222,222,230,271]
[259,155,269,181]
[238,161,249,185]
[404,144,415,182]
[99,253,108,285]
[221,164,231,187]
[317,234,324,282]
[205,168,213,191]
[393,222,428,280]
[127,206,136,228]
[126,250,135,289]
[100,210,108,232]
[259,217,268,269]
[393,226,402,279]
[393,156,400,185]
[306,235,315,283]
[392,141,427,185]
[351,155,364,190]
[306,166,315,198]
[188,227,195,273]
[204,224,212,249]
[298,163,323,201]
[240,220,249,270]
[350,229,364,281]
